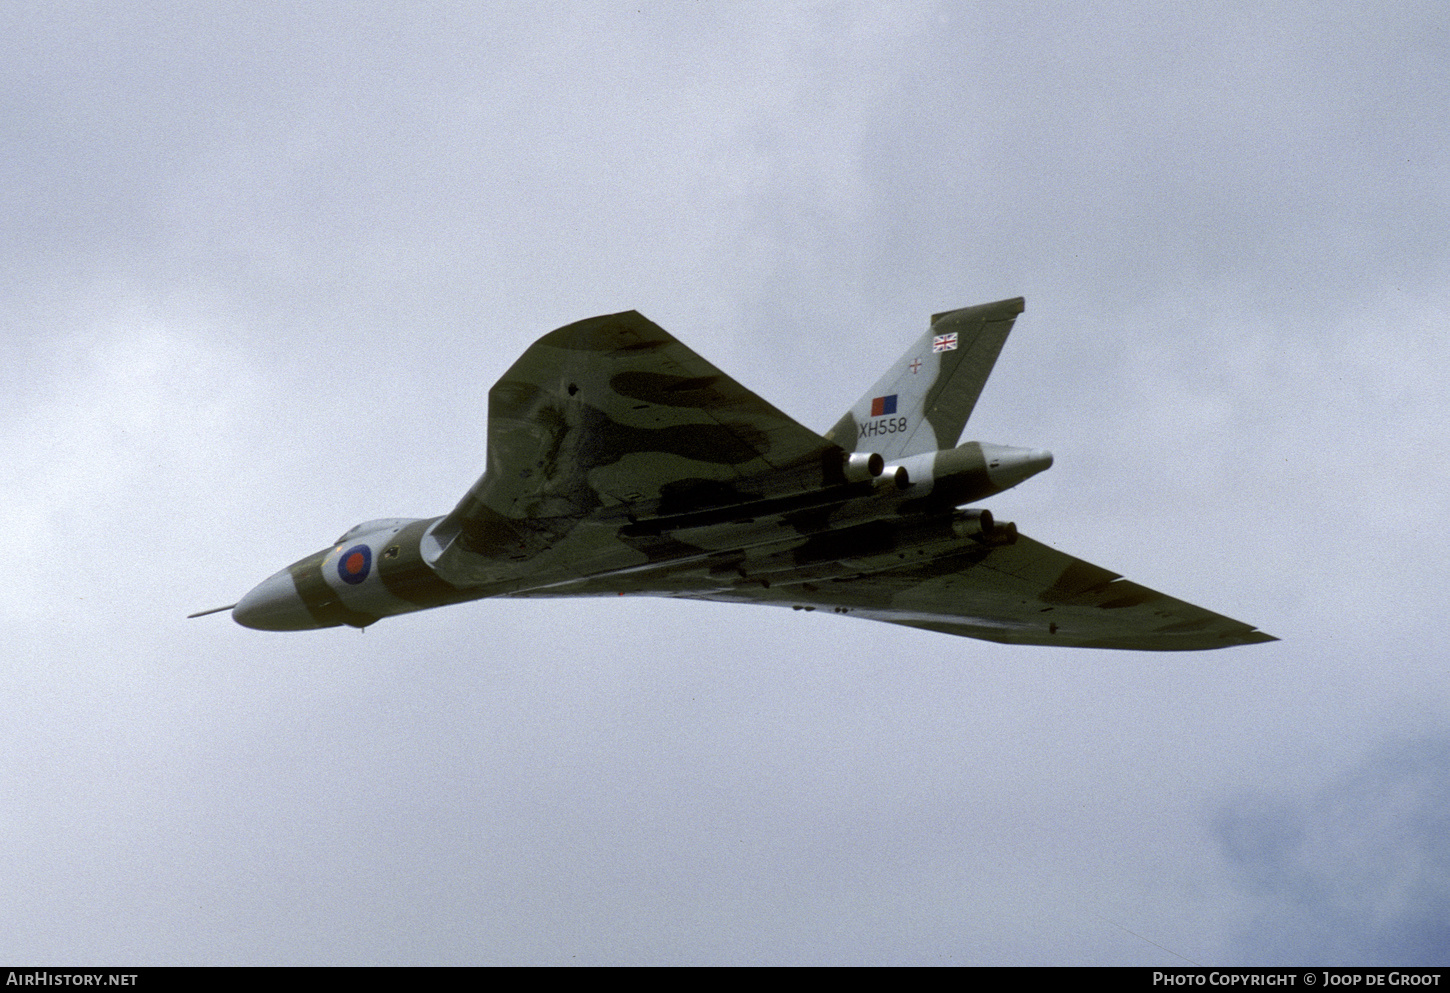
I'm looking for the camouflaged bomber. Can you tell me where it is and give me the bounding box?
[196,299,1275,650]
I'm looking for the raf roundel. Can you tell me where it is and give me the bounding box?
[337,544,372,585]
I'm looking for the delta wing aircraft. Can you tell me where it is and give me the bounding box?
[193,299,1274,649]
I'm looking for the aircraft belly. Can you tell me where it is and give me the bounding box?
[508,511,969,599]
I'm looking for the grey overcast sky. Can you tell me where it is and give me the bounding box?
[4,1,1448,966]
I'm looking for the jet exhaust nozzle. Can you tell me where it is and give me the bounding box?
[877,464,910,491]
[952,508,1018,546]
[843,451,885,482]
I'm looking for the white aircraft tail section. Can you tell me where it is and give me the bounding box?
[824,297,1025,460]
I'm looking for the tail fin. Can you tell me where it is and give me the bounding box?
[824,297,1024,460]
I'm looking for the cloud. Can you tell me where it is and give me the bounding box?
[1214,735,1450,965]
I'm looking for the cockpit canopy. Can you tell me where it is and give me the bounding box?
[333,518,421,545]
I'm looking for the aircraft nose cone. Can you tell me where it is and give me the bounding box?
[981,444,1054,491]
[232,569,320,631]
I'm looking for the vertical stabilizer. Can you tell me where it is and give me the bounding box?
[825,297,1024,460]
